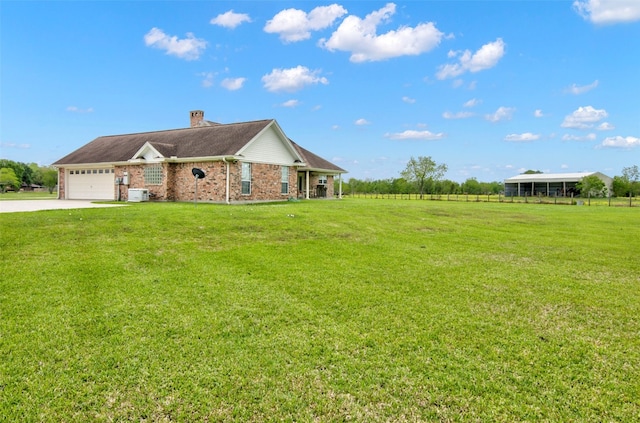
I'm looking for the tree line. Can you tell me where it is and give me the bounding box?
[341,176,504,196]
[337,156,640,198]
[0,159,58,193]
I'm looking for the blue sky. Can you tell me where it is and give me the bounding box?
[1,1,639,182]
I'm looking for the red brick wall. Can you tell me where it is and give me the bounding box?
[115,161,297,203]
[235,163,297,202]
[59,163,339,201]
[57,169,66,199]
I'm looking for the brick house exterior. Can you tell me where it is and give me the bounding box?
[53,111,345,203]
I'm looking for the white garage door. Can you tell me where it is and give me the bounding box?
[67,168,115,200]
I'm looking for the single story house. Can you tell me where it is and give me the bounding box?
[53,110,346,203]
[504,172,612,197]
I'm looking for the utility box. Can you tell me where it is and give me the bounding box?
[128,188,149,202]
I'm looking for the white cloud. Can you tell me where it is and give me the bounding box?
[210,10,251,29]
[599,135,640,148]
[562,133,597,141]
[561,105,608,129]
[384,130,445,140]
[504,133,540,142]
[281,99,300,108]
[442,111,474,119]
[561,164,569,169]
[262,66,328,93]
[436,38,506,80]
[485,106,515,123]
[573,0,640,24]
[463,98,481,108]
[534,109,544,118]
[264,4,347,43]
[319,3,443,62]
[144,27,207,60]
[402,96,416,104]
[221,77,246,91]
[66,106,94,113]
[597,122,615,130]
[355,118,370,125]
[200,72,215,88]
[565,80,599,94]
[0,142,30,149]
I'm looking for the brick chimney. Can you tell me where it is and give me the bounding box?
[190,110,204,127]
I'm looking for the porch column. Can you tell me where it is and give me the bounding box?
[338,174,343,199]
[306,170,310,199]
[225,160,230,204]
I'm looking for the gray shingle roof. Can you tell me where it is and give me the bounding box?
[291,141,346,173]
[53,119,346,174]
[53,120,274,165]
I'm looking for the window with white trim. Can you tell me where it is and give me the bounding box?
[281,166,289,194]
[318,175,328,185]
[241,162,251,195]
[144,164,163,185]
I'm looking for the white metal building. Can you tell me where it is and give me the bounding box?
[504,172,613,197]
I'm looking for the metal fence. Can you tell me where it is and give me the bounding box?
[344,192,639,207]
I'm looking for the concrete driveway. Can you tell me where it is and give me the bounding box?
[0,200,127,213]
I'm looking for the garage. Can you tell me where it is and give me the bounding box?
[67,168,115,200]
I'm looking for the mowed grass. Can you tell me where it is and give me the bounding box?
[0,191,57,200]
[1,199,638,421]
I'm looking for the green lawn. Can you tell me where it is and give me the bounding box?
[0,191,57,200]
[1,199,639,421]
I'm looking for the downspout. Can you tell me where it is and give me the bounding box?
[306,170,310,199]
[222,158,231,204]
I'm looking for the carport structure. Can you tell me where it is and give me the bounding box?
[504,172,612,197]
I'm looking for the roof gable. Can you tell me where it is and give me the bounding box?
[131,142,172,162]
[237,121,303,165]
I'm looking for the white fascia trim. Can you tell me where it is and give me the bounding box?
[297,167,345,175]
[165,156,239,164]
[58,163,116,169]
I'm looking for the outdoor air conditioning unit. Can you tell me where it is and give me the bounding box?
[128,188,149,202]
